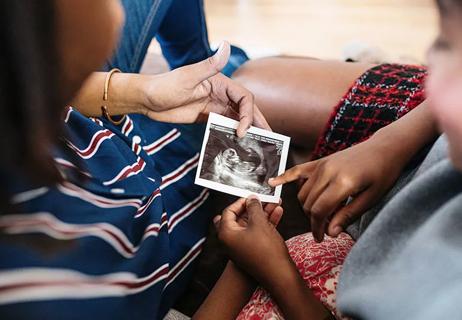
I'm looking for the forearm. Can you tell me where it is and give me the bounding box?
[193,262,256,320]
[266,259,332,320]
[71,72,150,117]
[372,100,438,163]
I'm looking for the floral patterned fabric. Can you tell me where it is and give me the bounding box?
[237,233,354,320]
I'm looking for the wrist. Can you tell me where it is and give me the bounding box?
[108,72,151,115]
[224,261,255,284]
[370,125,423,163]
[265,258,303,301]
[371,101,438,163]
[138,73,167,113]
[266,259,329,319]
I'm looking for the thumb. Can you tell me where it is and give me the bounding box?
[187,41,230,85]
[246,196,267,225]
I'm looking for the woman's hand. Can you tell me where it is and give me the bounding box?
[269,135,407,242]
[193,199,284,320]
[214,197,332,320]
[71,41,268,136]
[214,197,291,289]
[141,42,270,136]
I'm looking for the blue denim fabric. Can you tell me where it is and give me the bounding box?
[107,0,171,73]
[106,0,248,76]
[105,0,249,150]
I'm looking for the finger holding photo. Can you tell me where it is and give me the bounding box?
[195,113,290,203]
[142,41,270,135]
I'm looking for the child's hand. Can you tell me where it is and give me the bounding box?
[269,137,406,242]
[214,197,291,289]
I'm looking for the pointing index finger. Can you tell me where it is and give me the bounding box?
[269,161,319,187]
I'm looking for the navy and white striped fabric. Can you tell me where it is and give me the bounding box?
[0,109,211,319]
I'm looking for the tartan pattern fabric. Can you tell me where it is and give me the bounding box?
[312,64,427,159]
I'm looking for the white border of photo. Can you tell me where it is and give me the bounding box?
[195,113,290,203]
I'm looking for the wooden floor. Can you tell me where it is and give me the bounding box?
[203,0,438,63]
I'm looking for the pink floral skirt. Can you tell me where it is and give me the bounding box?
[237,233,354,320]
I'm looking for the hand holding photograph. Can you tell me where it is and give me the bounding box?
[195,113,290,203]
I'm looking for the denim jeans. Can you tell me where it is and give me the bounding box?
[106,0,248,75]
[105,0,249,149]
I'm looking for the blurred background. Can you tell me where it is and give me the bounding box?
[148,0,438,66]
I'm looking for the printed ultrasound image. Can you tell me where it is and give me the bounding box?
[199,124,282,195]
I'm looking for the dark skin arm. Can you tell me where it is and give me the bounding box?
[265,258,333,320]
[195,260,333,320]
[193,262,256,320]
[194,201,283,320]
[270,100,438,241]
[234,57,437,241]
[198,198,332,320]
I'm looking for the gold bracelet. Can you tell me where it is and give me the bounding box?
[101,68,126,125]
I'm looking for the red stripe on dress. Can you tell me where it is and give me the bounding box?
[0,239,203,302]
[59,182,143,209]
[164,238,205,288]
[90,117,104,126]
[0,264,169,293]
[144,129,180,155]
[67,129,115,159]
[114,265,170,290]
[122,116,134,136]
[54,158,92,177]
[135,189,162,218]
[168,190,209,232]
[103,157,146,186]
[160,154,199,190]
[0,212,168,258]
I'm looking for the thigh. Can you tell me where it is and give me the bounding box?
[108,0,215,73]
[157,0,249,76]
[233,57,374,149]
[105,0,173,73]
[157,0,212,69]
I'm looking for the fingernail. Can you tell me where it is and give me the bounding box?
[235,127,245,138]
[332,226,343,235]
[246,195,261,207]
[217,41,225,53]
[268,178,277,186]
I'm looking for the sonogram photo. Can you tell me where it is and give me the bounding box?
[199,124,282,195]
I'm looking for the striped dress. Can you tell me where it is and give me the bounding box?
[0,108,210,319]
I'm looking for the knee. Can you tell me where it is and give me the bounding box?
[231,59,256,86]
[232,58,280,97]
[231,57,274,86]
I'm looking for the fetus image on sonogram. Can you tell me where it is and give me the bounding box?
[199,126,282,195]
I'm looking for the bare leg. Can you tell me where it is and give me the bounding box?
[233,57,374,150]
